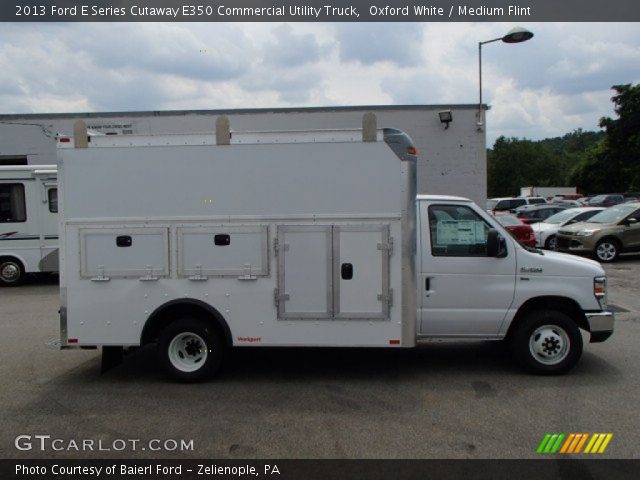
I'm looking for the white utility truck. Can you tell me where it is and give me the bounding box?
[57,117,613,381]
[0,165,58,285]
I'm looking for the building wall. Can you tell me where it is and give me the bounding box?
[0,105,487,205]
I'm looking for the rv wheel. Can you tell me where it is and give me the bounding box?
[158,318,223,382]
[0,258,25,286]
[510,310,582,375]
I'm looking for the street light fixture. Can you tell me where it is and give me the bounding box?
[478,27,534,130]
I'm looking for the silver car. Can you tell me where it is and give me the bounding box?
[532,207,605,249]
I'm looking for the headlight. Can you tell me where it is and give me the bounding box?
[594,276,607,308]
[576,230,597,237]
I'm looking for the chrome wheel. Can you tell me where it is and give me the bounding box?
[168,332,208,373]
[529,325,570,366]
[596,242,618,262]
[0,261,22,284]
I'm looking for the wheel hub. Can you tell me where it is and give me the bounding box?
[597,243,616,261]
[541,336,561,355]
[529,325,570,365]
[184,338,203,357]
[1,263,19,281]
[168,332,208,372]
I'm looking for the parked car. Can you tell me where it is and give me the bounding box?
[587,194,624,208]
[486,196,546,213]
[551,199,582,208]
[551,194,582,201]
[532,207,605,249]
[514,204,567,224]
[555,202,640,262]
[494,214,537,247]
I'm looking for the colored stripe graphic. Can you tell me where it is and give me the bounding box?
[584,433,613,454]
[537,434,552,453]
[537,433,565,454]
[539,433,612,454]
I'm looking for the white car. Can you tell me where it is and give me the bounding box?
[532,207,605,249]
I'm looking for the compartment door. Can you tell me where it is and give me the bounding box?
[80,228,169,279]
[334,225,390,319]
[277,225,332,319]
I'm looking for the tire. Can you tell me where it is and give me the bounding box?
[594,238,620,263]
[544,235,557,250]
[510,310,583,375]
[0,258,25,286]
[158,318,224,382]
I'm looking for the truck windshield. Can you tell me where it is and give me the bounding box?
[588,204,638,224]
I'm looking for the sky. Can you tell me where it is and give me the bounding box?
[1,22,639,145]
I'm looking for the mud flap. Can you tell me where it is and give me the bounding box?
[101,346,124,373]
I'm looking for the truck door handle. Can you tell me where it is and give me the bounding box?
[341,263,353,280]
[425,277,431,290]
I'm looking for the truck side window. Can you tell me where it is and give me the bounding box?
[48,188,58,213]
[0,183,26,222]
[428,205,491,257]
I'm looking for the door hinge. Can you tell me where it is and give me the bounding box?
[274,238,289,256]
[377,237,394,256]
[377,288,393,306]
[90,265,110,282]
[187,265,208,281]
[274,288,290,308]
[238,263,258,281]
[139,265,159,282]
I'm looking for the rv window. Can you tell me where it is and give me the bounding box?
[0,183,26,222]
[48,188,58,213]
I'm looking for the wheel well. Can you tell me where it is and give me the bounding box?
[505,296,589,339]
[0,256,25,269]
[140,299,232,347]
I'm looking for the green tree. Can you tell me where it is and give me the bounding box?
[488,136,563,197]
[598,84,640,191]
[567,139,608,194]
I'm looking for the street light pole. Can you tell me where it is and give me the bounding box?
[477,27,534,131]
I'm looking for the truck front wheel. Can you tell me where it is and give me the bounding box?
[510,310,583,374]
[158,318,224,382]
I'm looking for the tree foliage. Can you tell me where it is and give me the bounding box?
[487,130,603,197]
[597,84,640,191]
[488,83,640,197]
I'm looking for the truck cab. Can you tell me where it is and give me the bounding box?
[417,195,614,373]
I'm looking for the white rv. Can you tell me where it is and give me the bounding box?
[57,118,613,381]
[0,165,58,285]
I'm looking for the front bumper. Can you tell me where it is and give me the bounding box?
[555,235,593,253]
[585,310,615,343]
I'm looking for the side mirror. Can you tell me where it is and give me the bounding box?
[627,218,638,225]
[487,229,505,257]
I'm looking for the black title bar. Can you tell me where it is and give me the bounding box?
[3,0,640,22]
[4,459,640,480]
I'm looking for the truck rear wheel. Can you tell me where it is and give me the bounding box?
[158,318,224,382]
[0,258,25,286]
[510,310,582,374]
